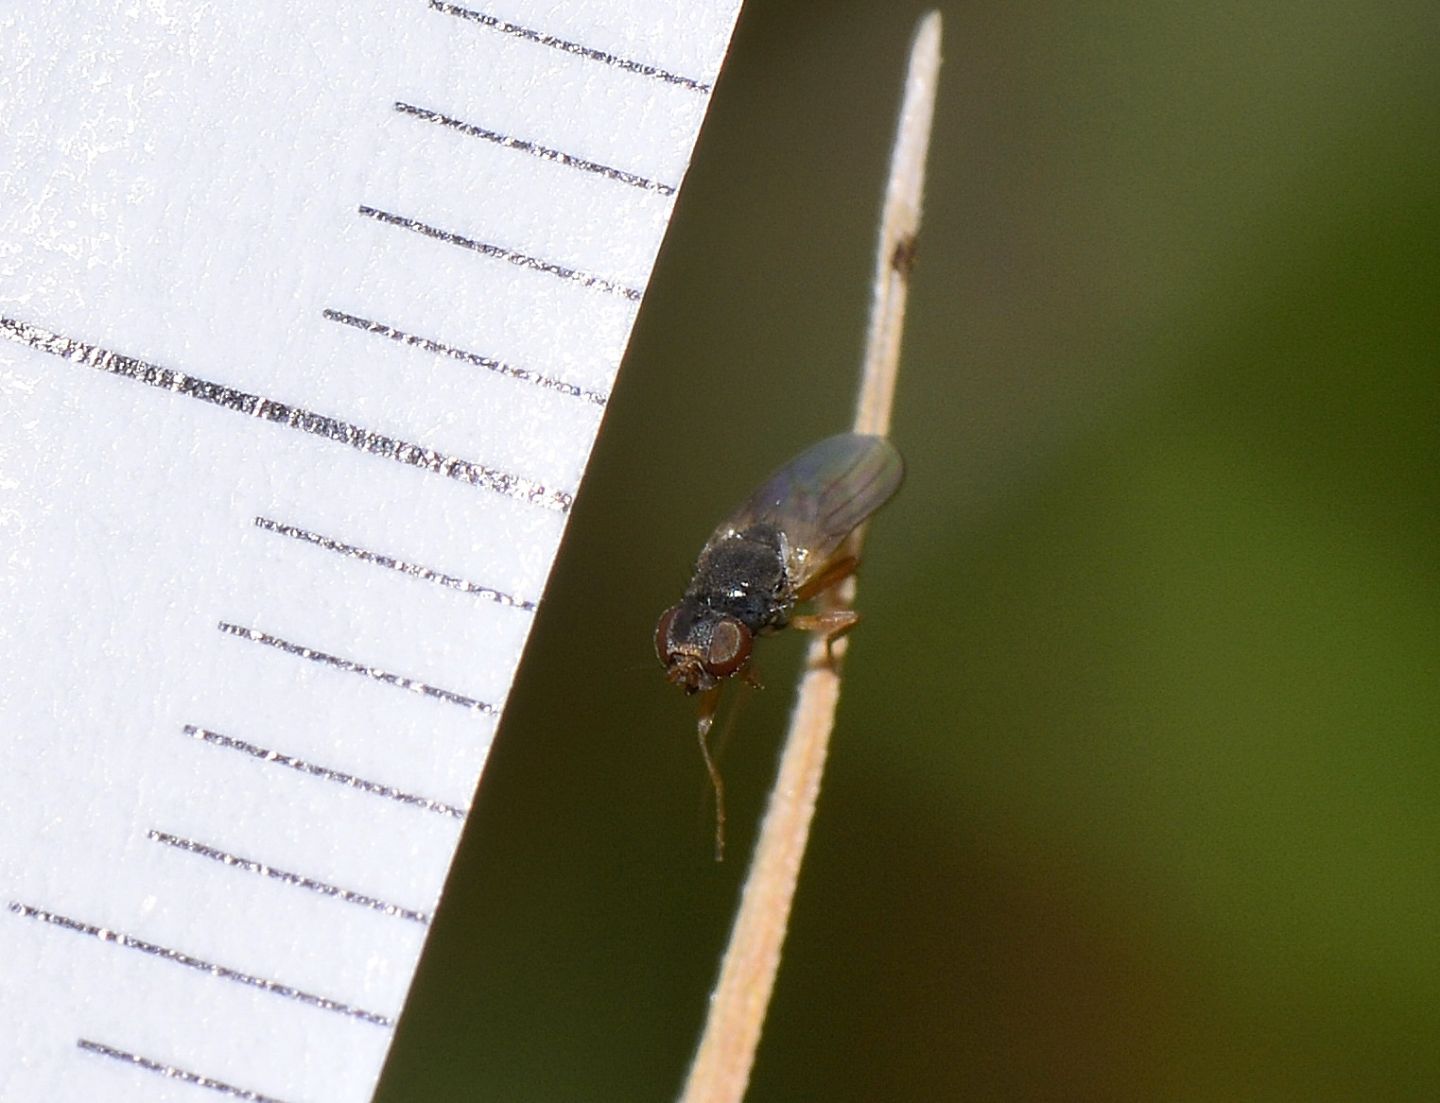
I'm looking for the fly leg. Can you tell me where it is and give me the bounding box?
[695,685,727,862]
[792,554,862,666]
[790,608,860,665]
[793,555,859,602]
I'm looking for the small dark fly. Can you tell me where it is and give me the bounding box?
[656,432,904,858]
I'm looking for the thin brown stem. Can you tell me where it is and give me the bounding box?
[678,13,942,1102]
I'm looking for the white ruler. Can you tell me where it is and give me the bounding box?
[0,2,739,1099]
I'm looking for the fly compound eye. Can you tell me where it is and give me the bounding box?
[655,606,680,663]
[705,617,753,678]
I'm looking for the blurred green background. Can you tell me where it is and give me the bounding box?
[377,1,1438,1100]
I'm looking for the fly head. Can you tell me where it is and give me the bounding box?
[655,599,754,694]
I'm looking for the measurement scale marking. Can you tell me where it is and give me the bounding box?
[357,205,643,302]
[76,1039,291,1103]
[9,903,394,1028]
[255,514,538,609]
[149,830,433,925]
[217,623,497,715]
[185,725,467,819]
[428,1,712,92]
[394,101,677,196]
[322,307,607,408]
[0,317,572,513]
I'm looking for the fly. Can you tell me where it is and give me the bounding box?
[655,432,904,858]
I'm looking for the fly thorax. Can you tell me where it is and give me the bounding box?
[685,524,789,630]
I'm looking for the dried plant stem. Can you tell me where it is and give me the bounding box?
[678,14,942,1103]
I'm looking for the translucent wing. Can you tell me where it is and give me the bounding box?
[715,433,904,587]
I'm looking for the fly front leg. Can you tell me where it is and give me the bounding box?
[694,685,727,862]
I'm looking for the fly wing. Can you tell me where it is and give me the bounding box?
[716,433,904,587]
